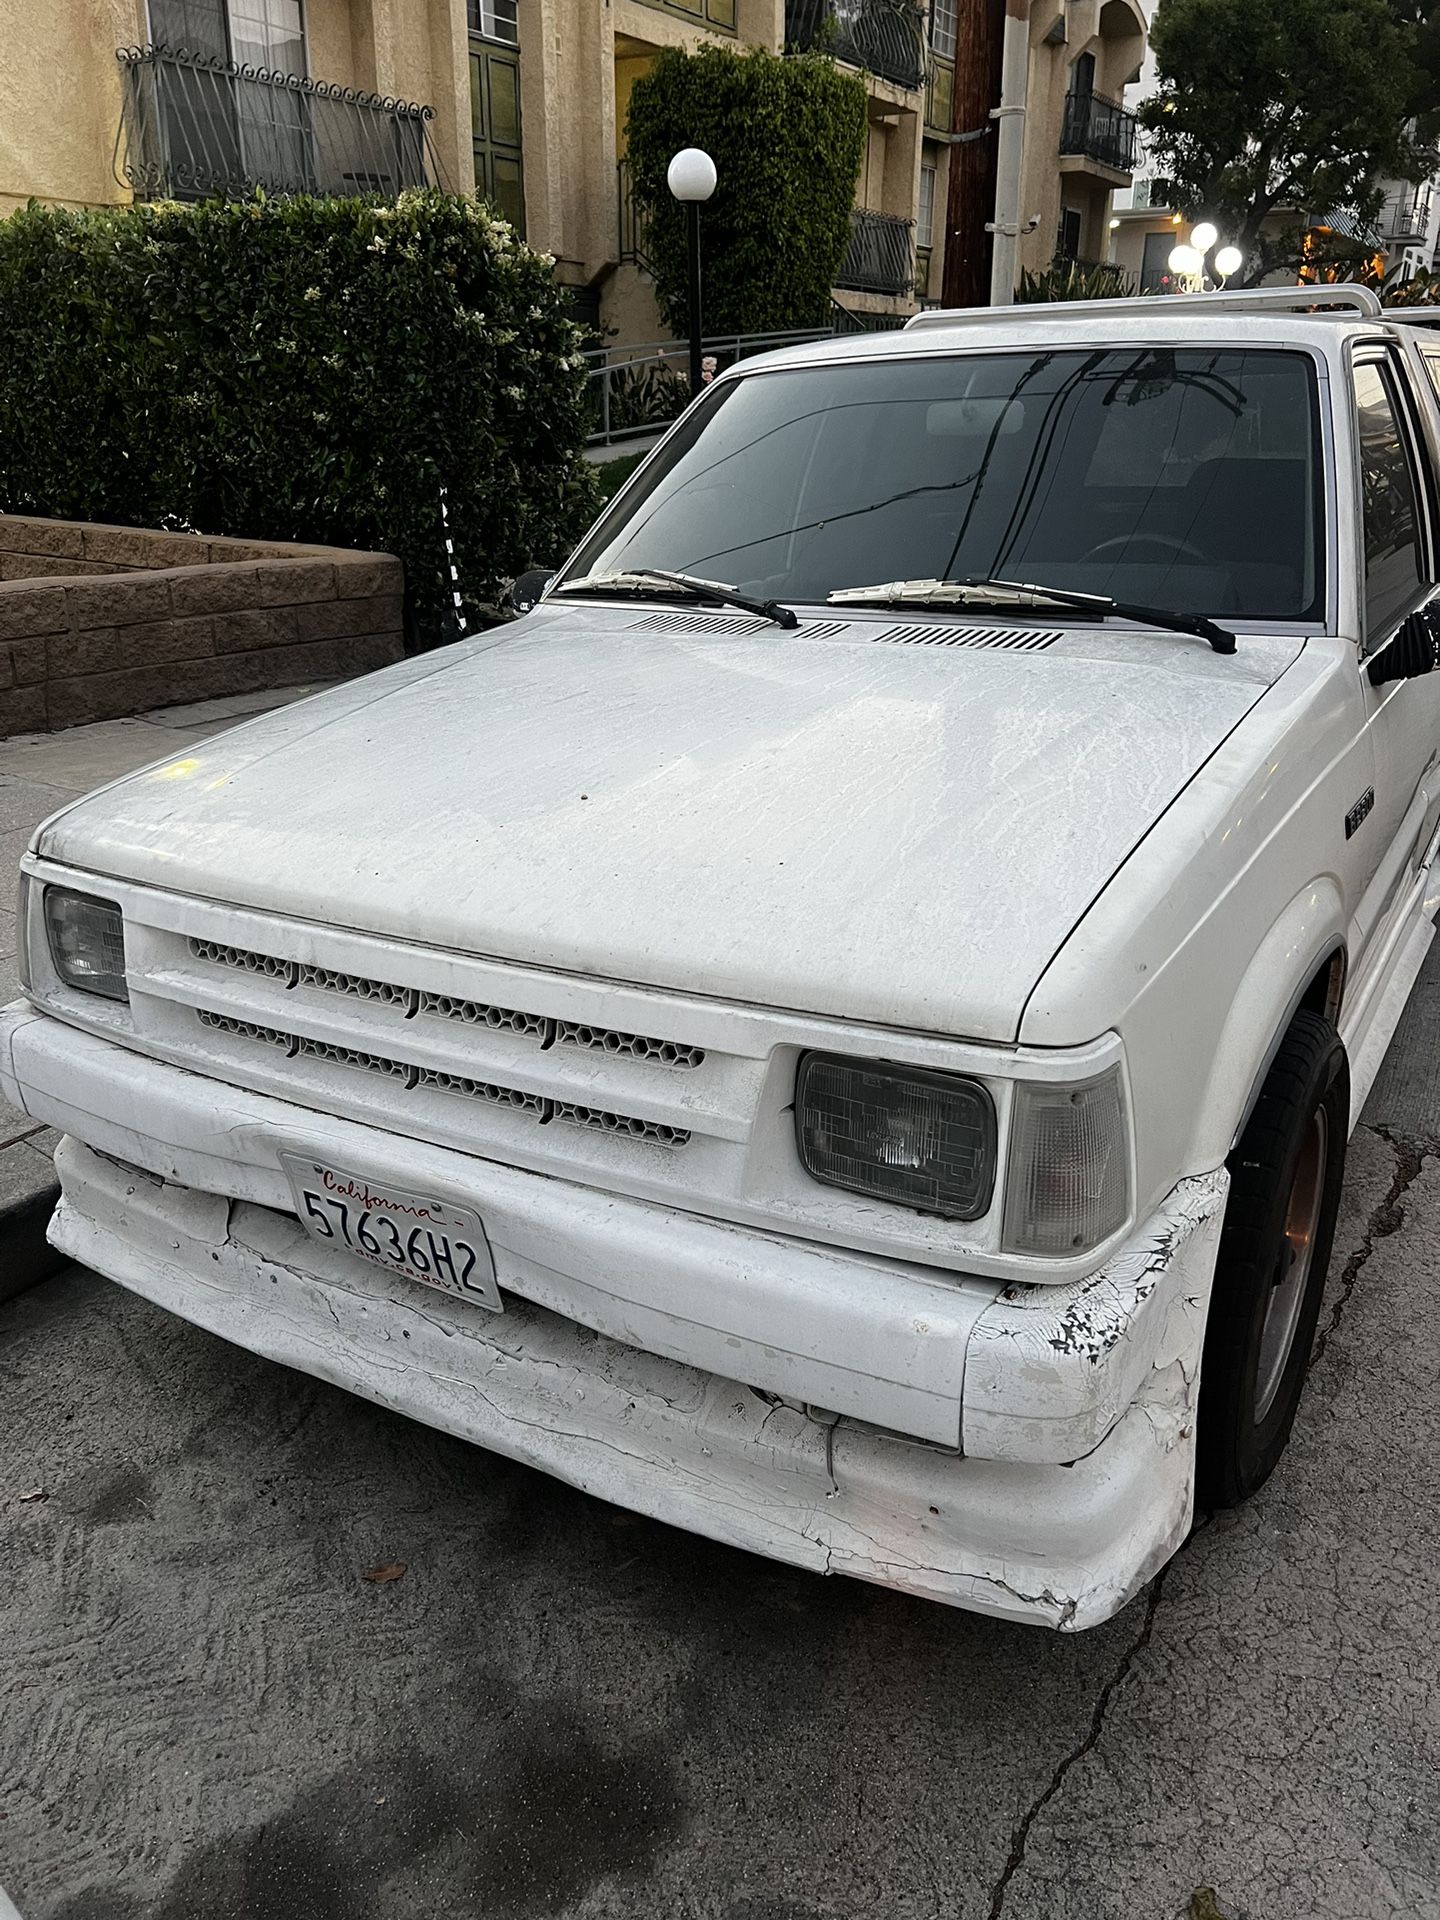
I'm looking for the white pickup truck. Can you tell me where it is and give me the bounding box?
[6,284,1439,1629]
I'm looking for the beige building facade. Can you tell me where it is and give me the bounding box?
[0,0,1145,337]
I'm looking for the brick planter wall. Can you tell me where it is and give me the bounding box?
[0,517,406,737]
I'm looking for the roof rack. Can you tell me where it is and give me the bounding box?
[903,283,1383,331]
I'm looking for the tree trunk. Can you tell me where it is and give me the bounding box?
[943,0,1007,307]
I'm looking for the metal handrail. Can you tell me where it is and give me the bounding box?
[584,329,840,449]
[836,207,914,296]
[783,0,928,93]
[1384,187,1434,243]
[1058,88,1138,174]
[115,43,443,200]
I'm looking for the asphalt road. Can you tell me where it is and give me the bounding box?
[4,952,1440,1920]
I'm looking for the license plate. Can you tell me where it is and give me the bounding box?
[279,1153,502,1312]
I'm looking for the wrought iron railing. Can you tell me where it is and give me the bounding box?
[835,207,915,296]
[585,330,836,448]
[1058,89,1139,174]
[617,158,653,268]
[116,44,441,201]
[1384,187,1433,245]
[784,0,928,93]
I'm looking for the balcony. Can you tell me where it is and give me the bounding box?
[835,207,914,296]
[784,0,928,94]
[1384,187,1434,246]
[116,44,440,202]
[1059,89,1139,177]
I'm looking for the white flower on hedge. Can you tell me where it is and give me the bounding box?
[303,286,321,301]
[368,235,388,252]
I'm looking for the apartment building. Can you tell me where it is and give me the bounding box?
[0,0,1146,340]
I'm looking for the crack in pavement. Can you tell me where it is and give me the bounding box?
[983,1565,1170,1920]
[1310,1125,1428,1370]
[981,1125,1433,1919]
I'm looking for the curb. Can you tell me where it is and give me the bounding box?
[0,1182,63,1304]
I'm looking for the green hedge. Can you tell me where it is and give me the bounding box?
[625,46,867,336]
[0,191,600,642]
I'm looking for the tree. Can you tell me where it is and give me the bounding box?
[624,45,867,335]
[1385,0,1440,138]
[1140,0,1423,285]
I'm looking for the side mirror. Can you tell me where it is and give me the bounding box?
[506,568,556,617]
[1368,602,1440,685]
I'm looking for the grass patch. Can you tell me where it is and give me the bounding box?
[593,451,648,507]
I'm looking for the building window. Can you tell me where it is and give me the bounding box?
[148,0,227,56]
[148,0,304,69]
[227,0,305,73]
[917,160,936,250]
[467,0,518,47]
[930,0,956,59]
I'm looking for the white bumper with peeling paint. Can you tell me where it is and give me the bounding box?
[2,1002,1227,1628]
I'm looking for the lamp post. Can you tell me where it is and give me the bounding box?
[1166,221,1243,292]
[667,147,717,398]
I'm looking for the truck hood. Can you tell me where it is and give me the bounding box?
[36,608,1304,1042]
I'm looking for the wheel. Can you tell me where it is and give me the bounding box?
[1196,1010,1349,1509]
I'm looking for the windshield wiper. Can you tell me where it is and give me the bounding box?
[554,569,799,630]
[827,575,1236,656]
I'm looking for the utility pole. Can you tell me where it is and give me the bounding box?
[988,0,1032,306]
[942,0,1005,309]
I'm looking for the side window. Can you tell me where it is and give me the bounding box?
[1352,359,1428,652]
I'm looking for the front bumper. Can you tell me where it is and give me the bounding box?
[2,1001,1228,1627]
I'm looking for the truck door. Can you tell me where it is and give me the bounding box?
[1348,345,1440,963]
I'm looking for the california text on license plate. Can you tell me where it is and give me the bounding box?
[279,1153,503,1312]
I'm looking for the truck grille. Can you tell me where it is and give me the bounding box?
[196,1009,691,1147]
[188,939,704,1067]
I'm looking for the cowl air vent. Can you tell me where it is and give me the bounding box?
[870,623,1063,651]
[625,610,851,639]
[195,1011,691,1148]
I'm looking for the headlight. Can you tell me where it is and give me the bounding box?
[795,1054,997,1220]
[1003,1067,1129,1255]
[44,887,128,1001]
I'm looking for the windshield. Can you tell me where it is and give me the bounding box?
[568,347,1325,622]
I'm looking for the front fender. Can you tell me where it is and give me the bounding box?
[1191,879,1346,1163]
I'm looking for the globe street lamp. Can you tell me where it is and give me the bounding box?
[667,147,717,398]
[1214,244,1244,282]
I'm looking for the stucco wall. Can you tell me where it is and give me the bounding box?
[0,0,142,217]
[1016,0,1147,280]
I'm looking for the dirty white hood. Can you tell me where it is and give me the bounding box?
[36,608,1304,1041]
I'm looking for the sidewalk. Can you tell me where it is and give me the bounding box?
[0,683,329,1296]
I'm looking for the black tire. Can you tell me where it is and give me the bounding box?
[1196,1009,1349,1509]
